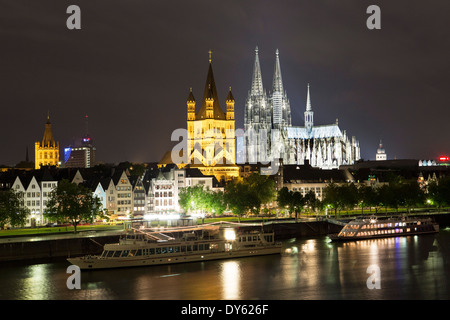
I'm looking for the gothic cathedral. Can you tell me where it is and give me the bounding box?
[243,47,360,169]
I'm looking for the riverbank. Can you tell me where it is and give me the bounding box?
[1,212,449,263]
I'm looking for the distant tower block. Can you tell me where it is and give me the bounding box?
[376,140,387,161]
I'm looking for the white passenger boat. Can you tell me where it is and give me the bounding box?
[67,222,282,269]
[329,216,439,242]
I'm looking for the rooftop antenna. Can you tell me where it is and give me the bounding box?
[85,114,89,135]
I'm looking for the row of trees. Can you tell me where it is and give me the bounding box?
[179,175,450,220]
[179,173,276,222]
[1,175,450,231]
[322,177,450,216]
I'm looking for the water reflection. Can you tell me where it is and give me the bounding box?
[220,261,240,299]
[0,231,448,300]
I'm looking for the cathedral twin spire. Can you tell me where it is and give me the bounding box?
[245,47,292,130]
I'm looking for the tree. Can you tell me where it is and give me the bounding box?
[246,173,276,215]
[208,190,226,216]
[427,177,450,212]
[323,182,341,216]
[303,189,318,214]
[44,179,104,232]
[224,179,254,222]
[276,187,304,222]
[179,186,226,218]
[399,180,425,213]
[358,185,380,214]
[341,183,358,215]
[0,189,29,228]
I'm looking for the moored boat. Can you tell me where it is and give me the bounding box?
[67,222,282,269]
[329,216,439,242]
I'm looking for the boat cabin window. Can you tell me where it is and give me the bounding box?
[113,251,121,257]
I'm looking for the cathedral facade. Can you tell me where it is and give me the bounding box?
[243,47,360,169]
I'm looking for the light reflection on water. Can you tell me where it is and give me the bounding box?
[0,230,449,300]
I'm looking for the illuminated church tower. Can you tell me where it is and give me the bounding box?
[35,113,59,169]
[185,52,239,181]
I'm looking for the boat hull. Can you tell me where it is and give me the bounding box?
[329,226,439,242]
[68,245,282,270]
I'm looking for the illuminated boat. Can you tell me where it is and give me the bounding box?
[329,216,439,242]
[67,222,282,269]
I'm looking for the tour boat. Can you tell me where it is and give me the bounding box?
[67,222,282,269]
[329,216,439,242]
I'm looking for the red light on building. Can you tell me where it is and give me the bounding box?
[438,156,449,161]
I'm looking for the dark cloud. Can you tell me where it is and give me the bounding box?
[0,0,449,166]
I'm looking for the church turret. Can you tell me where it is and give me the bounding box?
[226,87,235,120]
[187,88,196,121]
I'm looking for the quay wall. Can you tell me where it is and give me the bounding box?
[0,235,119,263]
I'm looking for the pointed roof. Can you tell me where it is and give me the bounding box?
[272,49,284,93]
[195,57,226,120]
[306,83,312,111]
[226,87,234,102]
[187,88,195,103]
[250,46,264,97]
[40,114,57,147]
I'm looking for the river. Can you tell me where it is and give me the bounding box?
[1,229,449,301]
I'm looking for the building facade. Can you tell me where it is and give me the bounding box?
[35,115,59,169]
[183,53,240,181]
[376,140,387,161]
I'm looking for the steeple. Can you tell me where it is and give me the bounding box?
[42,113,56,147]
[196,53,226,120]
[187,88,196,121]
[271,49,291,127]
[304,84,314,134]
[272,49,284,93]
[306,83,312,111]
[250,46,264,97]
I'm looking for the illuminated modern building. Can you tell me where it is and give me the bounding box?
[243,48,360,169]
[35,114,59,169]
[64,116,96,168]
[64,144,96,168]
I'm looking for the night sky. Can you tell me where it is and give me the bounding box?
[1,1,449,166]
